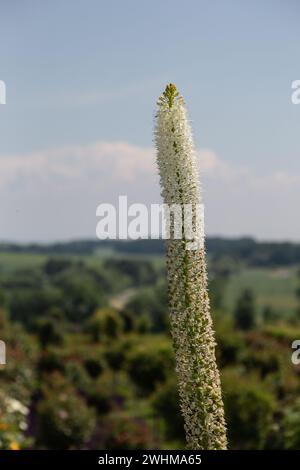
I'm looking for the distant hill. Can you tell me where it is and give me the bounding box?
[1,237,300,267]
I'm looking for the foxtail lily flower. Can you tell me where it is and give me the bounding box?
[154,84,227,450]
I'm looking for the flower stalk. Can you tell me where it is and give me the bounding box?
[154,84,227,450]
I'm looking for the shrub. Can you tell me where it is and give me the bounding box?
[223,372,275,449]
[283,400,300,449]
[86,371,133,414]
[152,379,185,441]
[103,258,156,286]
[37,377,95,449]
[10,287,63,328]
[126,341,174,394]
[125,282,168,332]
[37,350,65,374]
[103,413,156,450]
[36,318,64,348]
[234,289,256,330]
[84,357,104,379]
[65,362,91,391]
[104,346,126,371]
[86,308,124,342]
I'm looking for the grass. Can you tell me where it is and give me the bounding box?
[0,252,47,273]
[224,267,299,315]
[0,251,105,272]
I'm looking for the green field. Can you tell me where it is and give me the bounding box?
[224,267,299,316]
[0,252,298,317]
[0,252,47,273]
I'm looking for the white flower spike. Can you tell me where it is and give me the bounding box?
[155,84,227,450]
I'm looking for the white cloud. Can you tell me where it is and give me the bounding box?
[0,141,155,189]
[198,149,249,180]
[0,141,299,241]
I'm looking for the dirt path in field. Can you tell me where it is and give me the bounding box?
[109,287,137,310]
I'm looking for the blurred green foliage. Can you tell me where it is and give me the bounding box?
[1,243,300,449]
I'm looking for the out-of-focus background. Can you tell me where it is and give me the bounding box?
[1,0,300,450]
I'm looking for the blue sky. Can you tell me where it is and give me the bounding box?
[0,0,299,241]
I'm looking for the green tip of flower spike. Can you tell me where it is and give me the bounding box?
[158,83,181,108]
